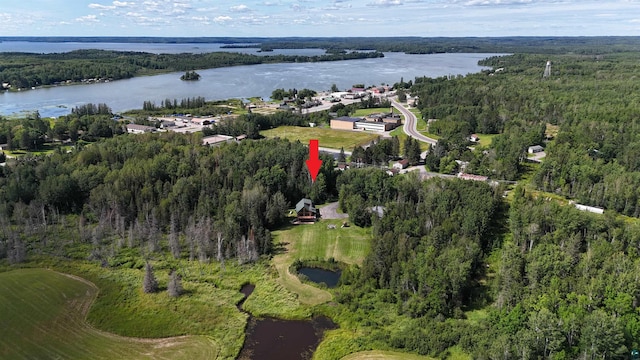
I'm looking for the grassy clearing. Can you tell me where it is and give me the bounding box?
[275,219,372,266]
[445,346,473,360]
[10,254,311,359]
[545,123,560,139]
[4,142,72,158]
[341,350,436,360]
[0,268,217,360]
[271,219,372,305]
[352,107,392,117]
[475,133,498,148]
[261,126,379,150]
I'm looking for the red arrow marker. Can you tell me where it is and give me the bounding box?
[305,139,322,183]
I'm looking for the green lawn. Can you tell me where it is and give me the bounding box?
[275,219,372,266]
[271,218,373,305]
[261,126,379,150]
[341,350,436,360]
[474,133,498,148]
[4,255,312,359]
[0,268,217,360]
[352,107,392,117]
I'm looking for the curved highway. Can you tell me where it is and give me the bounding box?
[391,99,438,146]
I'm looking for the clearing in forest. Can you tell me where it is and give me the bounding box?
[271,218,372,305]
[0,268,217,360]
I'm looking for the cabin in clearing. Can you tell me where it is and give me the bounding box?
[295,198,319,223]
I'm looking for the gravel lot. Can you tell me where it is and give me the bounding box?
[320,202,348,220]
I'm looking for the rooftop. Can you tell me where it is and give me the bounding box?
[334,116,361,123]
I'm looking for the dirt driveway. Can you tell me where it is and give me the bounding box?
[320,202,348,220]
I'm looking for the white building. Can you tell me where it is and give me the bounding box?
[126,124,156,134]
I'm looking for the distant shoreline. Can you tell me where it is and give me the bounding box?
[2,36,639,55]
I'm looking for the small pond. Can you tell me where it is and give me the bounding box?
[236,284,337,360]
[297,267,342,288]
[237,316,336,360]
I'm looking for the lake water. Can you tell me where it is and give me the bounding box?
[0,41,327,56]
[297,267,341,288]
[0,42,499,117]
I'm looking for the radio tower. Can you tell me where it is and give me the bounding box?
[543,60,551,78]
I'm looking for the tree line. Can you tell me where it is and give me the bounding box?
[0,49,383,89]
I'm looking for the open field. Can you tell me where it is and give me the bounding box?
[271,219,372,305]
[261,126,379,150]
[342,350,436,360]
[0,268,217,360]
[352,107,392,117]
[474,133,497,148]
[2,255,312,359]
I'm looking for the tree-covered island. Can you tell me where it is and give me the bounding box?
[180,70,201,81]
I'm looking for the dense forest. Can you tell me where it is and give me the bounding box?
[5,44,640,359]
[0,49,383,89]
[415,52,640,194]
[0,133,338,264]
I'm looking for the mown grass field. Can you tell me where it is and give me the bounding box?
[341,350,436,360]
[261,126,379,150]
[271,219,372,305]
[1,253,312,360]
[474,133,497,148]
[351,107,392,117]
[0,268,217,360]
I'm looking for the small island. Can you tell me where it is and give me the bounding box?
[180,70,201,81]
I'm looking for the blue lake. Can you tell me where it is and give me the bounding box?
[0,42,501,117]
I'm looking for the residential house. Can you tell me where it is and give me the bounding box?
[469,134,480,142]
[295,198,319,223]
[528,145,544,154]
[393,159,409,170]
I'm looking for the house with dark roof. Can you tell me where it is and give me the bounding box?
[295,198,319,223]
[528,145,544,154]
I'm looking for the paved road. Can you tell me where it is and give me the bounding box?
[391,99,438,146]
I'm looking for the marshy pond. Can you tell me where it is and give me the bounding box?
[236,284,337,360]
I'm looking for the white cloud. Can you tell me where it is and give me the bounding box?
[113,1,132,7]
[89,3,116,10]
[76,14,99,22]
[230,4,251,12]
[368,0,403,6]
[214,15,233,23]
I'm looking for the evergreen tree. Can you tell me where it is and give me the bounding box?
[142,262,158,293]
[338,147,346,163]
[167,270,183,297]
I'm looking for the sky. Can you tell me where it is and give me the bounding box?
[1,0,639,37]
